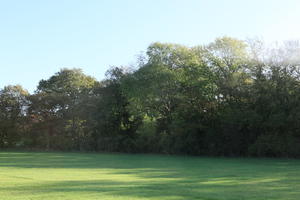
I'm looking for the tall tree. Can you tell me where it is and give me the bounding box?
[31,68,97,150]
[0,85,29,148]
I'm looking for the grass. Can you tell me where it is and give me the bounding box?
[0,152,300,200]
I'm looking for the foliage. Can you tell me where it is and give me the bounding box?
[1,37,300,157]
[0,85,29,148]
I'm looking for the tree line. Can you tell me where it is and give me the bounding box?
[1,37,300,157]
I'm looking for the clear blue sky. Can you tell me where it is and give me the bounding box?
[1,0,300,93]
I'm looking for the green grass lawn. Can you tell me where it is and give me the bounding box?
[0,152,300,200]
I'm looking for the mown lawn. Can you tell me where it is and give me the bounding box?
[0,152,299,200]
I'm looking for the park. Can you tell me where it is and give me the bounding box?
[1,1,300,199]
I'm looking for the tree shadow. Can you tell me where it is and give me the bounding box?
[0,152,300,199]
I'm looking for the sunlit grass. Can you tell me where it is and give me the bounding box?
[0,152,299,200]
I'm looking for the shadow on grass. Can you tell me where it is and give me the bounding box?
[0,152,300,199]
[0,178,294,200]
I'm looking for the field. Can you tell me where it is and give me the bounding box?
[0,152,300,200]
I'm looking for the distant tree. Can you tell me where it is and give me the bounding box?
[0,85,29,148]
[30,68,97,150]
[91,67,142,152]
[2,37,300,157]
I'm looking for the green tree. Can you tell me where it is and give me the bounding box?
[0,85,29,148]
[31,68,97,150]
[91,67,142,152]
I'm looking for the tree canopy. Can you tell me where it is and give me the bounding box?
[1,37,300,157]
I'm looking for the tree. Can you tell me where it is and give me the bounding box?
[0,85,29,148]
[31,68,97,150]
[91,67,142,152]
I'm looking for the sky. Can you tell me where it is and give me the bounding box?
[1,0,300,93]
